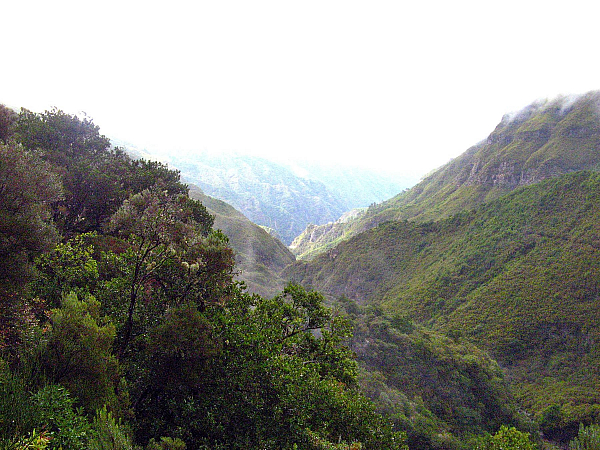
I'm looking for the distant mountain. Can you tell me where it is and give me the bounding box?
[148,152,411,245]
[284,161,418,209]
[188,185,294,298]
[285,171,600,440]
[171,153,346,244]
[293,92,600,258]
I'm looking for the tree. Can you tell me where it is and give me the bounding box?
[13,108,189,234]
[0,104,17,143]
[132,283,404,449]
[476,425,537,450]
[104,187,224,356]
[0,142,62,294]
[36,293,122,413]
[30,233,100,308]
[14,107,111,164]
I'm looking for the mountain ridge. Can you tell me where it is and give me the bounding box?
[291,91,600,259]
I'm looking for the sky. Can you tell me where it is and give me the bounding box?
[3,0,600,177]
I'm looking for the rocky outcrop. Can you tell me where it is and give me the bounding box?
[290,208,366,260]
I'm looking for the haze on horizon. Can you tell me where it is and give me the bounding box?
[3,0,600,178]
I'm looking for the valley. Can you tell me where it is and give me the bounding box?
[1,92,600,449]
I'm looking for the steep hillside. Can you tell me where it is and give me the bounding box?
[285,171,600,438]
[188,186,294,297]
[346,305,529,450]
[294,92,600,259]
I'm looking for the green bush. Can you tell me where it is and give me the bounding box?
[33,385,91,450]
[89,406,135,450]
[146,437,186,450]
[569,423,600,450]
[475,425,537,450]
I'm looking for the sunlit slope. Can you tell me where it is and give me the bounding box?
[293,92,600,259]
[285,171,600,425]
[189,186,295,297]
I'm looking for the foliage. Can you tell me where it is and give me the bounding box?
[0,104,17,143]
[0,365,40,443]
[475,425,537,450]
[339,302,530,449]
[103,187,226,356]
[145,437,186,450]
[30,233,99,308]
[289,171,600,440]
[32,384,91,449]
[569,423,600,450]
[13,108,189,234]
[36,293,121,413]
[131,284,403,449]
[9,429,51,449]
[88,406,135,450]
[0,370,92,450]
[0,142,62,293]
[14,108,111,163]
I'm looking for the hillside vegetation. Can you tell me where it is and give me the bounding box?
[293,92,600,259]
[188,185,295,297]
[286,170,600,441]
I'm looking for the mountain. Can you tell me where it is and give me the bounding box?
[152,151,411,245]
[293,92,600,259]
[285,170,600,441]
[188,185,294,298]
[283,160,418,209]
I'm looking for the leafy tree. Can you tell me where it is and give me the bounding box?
[476,425,537,450]
[0,142,62,294]
[30,233,100,308]
[104,187,224,356]
[13,108,189,234]
[132,283,404,449]
[0,370,91,450]
[32,384,92,450]
[14,108,111,164]
[126,158,188,199]
[0,104,17,143]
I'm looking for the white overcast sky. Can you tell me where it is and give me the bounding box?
[2,0,600,176]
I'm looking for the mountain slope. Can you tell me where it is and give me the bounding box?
[293,92,600,259]
[188,185,295,297]
[285,171,600,437]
